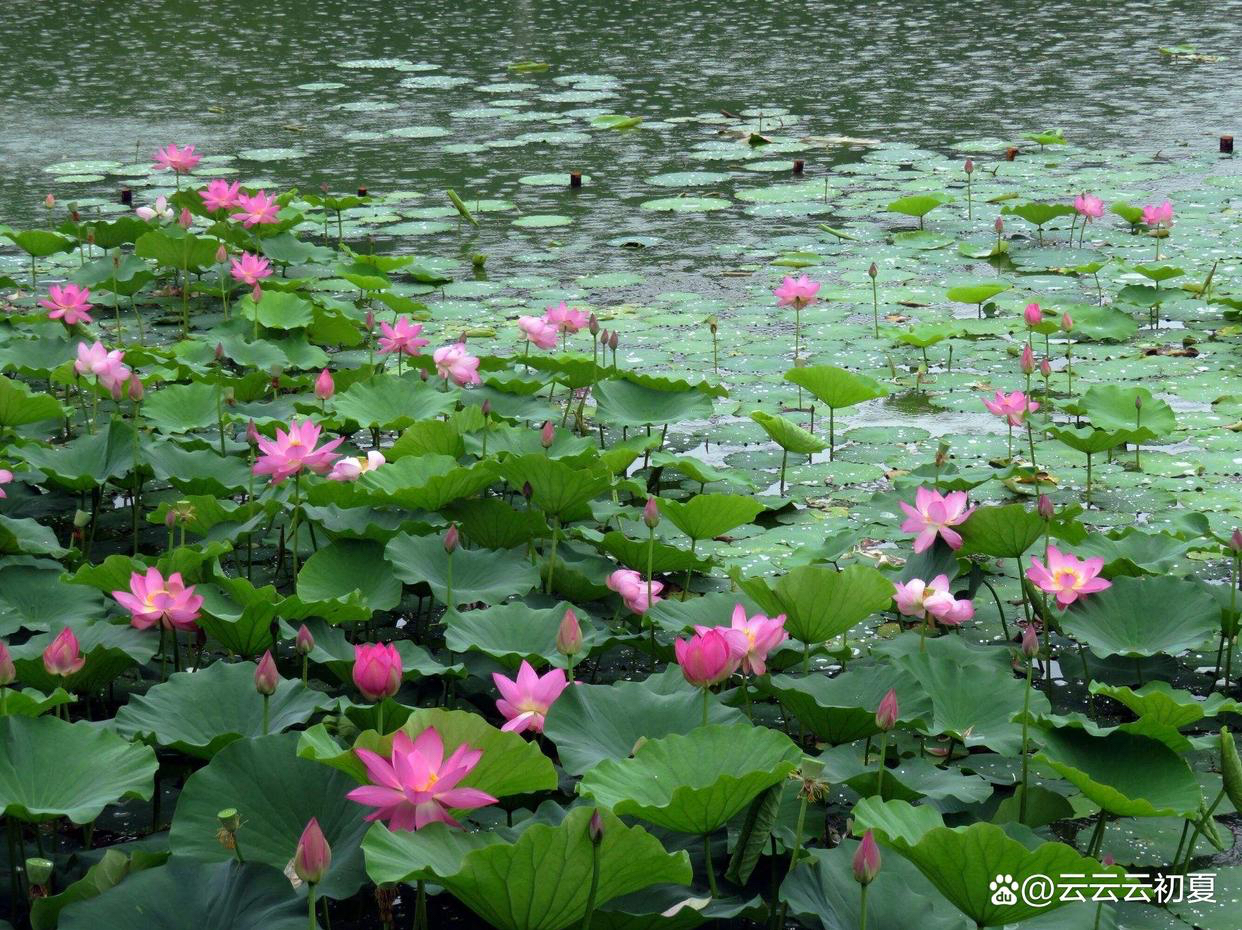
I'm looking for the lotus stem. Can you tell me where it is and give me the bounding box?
[703,832,720,898]
[1019,657,1033,823]
[701,686,710,728]
[875,731,889,799]
[301,654,308,686]
[581,831,602,930]
[414,879,427,930]
[779,449,787,496]
[262,693,270,736]
[376,701,384,737]
[307,883,317,930]
[870,277,879,337]
[1180,790,1227,872]
[860,884,870,930]
[545,518,559,595]
[445,548,453,611]
[1086,810,1107,858]
[828,407,835,462]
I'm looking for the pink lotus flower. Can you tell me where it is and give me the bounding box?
[314,368,335,401]
[899,486,975,553]
[518,315,558,350]
[252,419,344,483]
[433,344,481,386]
[74,341,131,393]
[153,144,201,174]
[1073,193,1105,220]
[773,274,821,308]
[136,195,173,222]
[231,190,280,228]
[111,568,203,632]
[41,284,93,325]
[229,252,272,285]
[1024,303,1043,327]
[43,628,85,677]
[353,642,402,701]
[293,818,332,885]
[892,575,974,626]
[674,628,737,687]
[492,660,569,734]
[1026,545,1111,607]
[606,568,663,614]
[544,301,588,334]
[201,179,242,212]
[712,603,787,676]
[983,390,1039,427]
[328,451,386,481]
[1142,200,1174,228]
[377,317,428,356]
[0,469,12,499]
[0,639,14,685]
[346,727,498,831]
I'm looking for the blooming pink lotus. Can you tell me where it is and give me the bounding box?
[1027,546,1111,607]
[1073,194,1105,219]
[713,604,787,675]
[74,341,131,394]
[983,390,1039,427]
[492,660,569,734]
[674,628,737,687]
[201,179,242,212]
[0,469,12,499]
[40,284,93,325]
[899,486,975,553]
[518,315,558,350]
[353,642,402,701]
[229,252,272,285]
[892,575,974,625]
[252,419,344,483]
[347,727,498,831]
[433,344,481,386]
[231,190,280,228]
[773,274,821,308]
[1142,200,1174,228]
[544,301,588,334]
[136,195,173,222]
[111,568,203,631]
[153,144,201,174]
[43,628,85,677]
[377,317,428,356]
[606,568,663,614]
[328,450,385,481]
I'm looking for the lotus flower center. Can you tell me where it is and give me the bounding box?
[1054,569,1081,589]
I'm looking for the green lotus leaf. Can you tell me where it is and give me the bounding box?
[0,515,67,559]
[1048,425,1150,456]
[893,322,955,348]
[5,229,74,257]
[578,723,801,834]
[295,538,401,612]
[596,530,714,574]
[449,498,550,550]
[238,290,315,330]
[1074,530,1194,577]
[738,563,893,646]
[30,847,170,930]
[656,492,763,542]
[12,622,156,693]
[0,374,65,428]
[1000,201,1076,228]
[649,452,755,489]
[0,715,156,823]
[592,377,715,426]
[169,732,369,899]
[18,418,137,491]
[958,503,1045,559]
[1064,304,1138,342]
[351,455,498,511]
[134,229,224,270]
[945,282,1011,305]
[783,365,888,413]
[298,617,463,682]
[330,374,456,429]
[765,666,931,745]
[142,381,221,434]
[385,532,540,606]
[1061,576,1218,658]
[887,193,951,224]
[2,563,103,629]
[839,756,994,805]
[749,410,827,455]
[1082,385,1176,436]
[114,661,325,758]
[0,686,73,718]
[443,601,602,668]
[1088,681,1241,728]
[496,454,612,519]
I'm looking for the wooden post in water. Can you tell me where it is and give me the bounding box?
[119,188,133,206]
[792,159,804,174]
[1005,147,1019,161]
[357,186,368,197]
[570,172,583,188]
[1222,135,1235,154]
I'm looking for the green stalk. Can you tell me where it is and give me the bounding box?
[445,549,454,611]
[307,883,317,930]
[1019,657,1033,823]
[581,836,602,930]
[870,277,879,337]
[702,833,720,898]
[875,731,889,798]
[545,518,559,595]
[262,693,270,736]
[860,884,870,930]
[701,686,710,727]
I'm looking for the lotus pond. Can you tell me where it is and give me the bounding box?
[3,5,1242,930]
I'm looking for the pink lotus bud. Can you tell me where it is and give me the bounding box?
[246,419,261,446]
[127,374,144,402]
[1037,494,1054,520]
[254,650,279,695]
[994,216,1004,234]
[1230,529,1242,553]
[214,342,224,361]
[643,496,660,529]
[42,628,85,677]
[588,313,599,336]
[352,642,402,702]
[875,688,899,731]
[556,609,583,657]
[481,399,492,417]
[251,283,263,304]
[314,368,334,401]
[320,182,330,194]
[674,628,736,687]
[419,367,428,382]
[868,262,878,279]
[293,818,332,885]
[215,243,228,264]
[1101,854,1115,867]
[443,523,459,553]
[110,379,124,401]
[1060,312,1073,332]
[589,809,605,845]
[597,328,609,346]
[165,508,177,528]
[522,481,533,500]
[1040,357,1052,378]
[295,624,315,655]
[0,640,15,686]
[853,830,881,885]
[1024,303,1042,327]
[71,208,80,222]
[1020,343,1035,375]
[540,420,555,449]
[44,194,56,209]
[1021,624,1040,658]
[608,331,619,351]
[365,309,375,330]
[1134,394,1142,410]
[964,158,974,174]
[178,208,192,229]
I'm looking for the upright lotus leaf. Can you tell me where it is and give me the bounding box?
[351,455,498,511]
[134,228,224,271]
[592,377,715,426]
[1034,724,1202,817]
[0,686,73,718]
[29,847,170,930]
[656,493,764,543]
[649,452,755,490]
[1000,201,1077,236]
[58,860,306,930]
[578,723,801,834]
[18,418,136,491]
[0,715,157,823]
[1088,681,1241,728]
[331,374,456,429]
[0,514,67,558]
[544,677,746,776]
[1048,424,1149,456]
[945,282,1011,306]
[1083,385,1176,436]
[750,410,827,455]
[364,808,692,930]
[765,666,931,744]
[141,382,221,434]
[838,756,993,805]
[299,707,557,797]
[1062,576,1218,658]
[0,374,64,427]
[450,498,550,550]
[749,563,894,646]
[497,454,612,519]
[597,530,714,574]
[957,504,1044,558]
[443,601,601,668]
[784,365,888,410]
[893,322,955,349]
[295,538,401,612]
[887,193,950,228]
[114,662,325,758]
[385,532,540,605]
[170,733,369,899]
[5,228,73,257]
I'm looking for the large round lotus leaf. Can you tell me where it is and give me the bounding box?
[591,378,716,426]
[1082,385,1176,436]
[578,723,801,834]
[442,601,603,668]
[957,503,1045,558]
[1061,576,1218,658]
[945,282,1010,305]
[544,677,745,776]
[1073,530,1193,577]
[765,665,931,745]
[738,563,894,646]
[495,454,613,518]
[656,493,763,542]
[11,622,156,694]
[58,860,305,930]
[0,375,64,429]
[170,732,369,899]
[362,807,692,929]
[330,374,457,429]
[0,715,157,823]
[114,661,325,758]
[783,365,888,409]
[1087,681,1240,728]
[294,538,401,612]
[385,533,540,606]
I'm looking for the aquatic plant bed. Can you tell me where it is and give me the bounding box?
[2,115,1242,930]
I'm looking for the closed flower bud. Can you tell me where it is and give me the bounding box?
[295,624,315,655]
[1134,394,1143,410]
[1230,529,1242,553]
[42,628,85,677]
[443,523,459,553]
[365,309,375,330]
[588,313,599,336]
[556,609,583,657]
[481,399,492,417]
[352,642,402,702]
[246,419,261,446]
[994,216,1004,234]
[44,194,56,209]
[1040,357,1052,378]
[875,688,899,731]
[0,640,15,686]
[251,282,263,304]
[868,261,878,279]
[1060,312,1073,332]
[853,830,881,885]
[314,368,334,401]
[1020,343,1035,375]
[215,243,228,264]
[1101,853,1115,867]
[643,496,660,529]
[522,481,533,500]
[964,158,974,174]
[128,373,144,401]
[254,650,279,695]
[1021,624,1040,658]
[540,420,555,448]
[1037,494,1054,520]
[1024,303,1042,327]
[608,331,619,351]
[179,208,192,229]
[589,809,605,845]
[294,818,332,885]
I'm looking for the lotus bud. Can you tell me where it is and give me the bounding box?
[1230,529,1242,552]
[1020,343,1035,375]
[875,688,898,731]
[522,481,533,501]
[964,158,974,174]
[852,830,881,885]
[0,640,15,686]
[868,261,878,279]
[165,508,177,528]
[26,857,54,887]
[1040,357,1052,378]
[934,441,950,469]
[557,609,583,657]
[178,208,192,229]
[540,420,555,448]
[481,399,492,418]
[352,642,402,702]
[443,523,459,553]
[420,366,429,382]
[365,309,375,330]
[251,282,263,304]
[110,379,124,401]
[588,313,599,336]
[1037,494,1054,520]
[215,242,228,264]
[608,330,619,351]
[86,229,95,246]
[246,419,261,446]
[589,809,605,845]
[212,342,224,362]
[254,650,279,695]
[294,818,332,885]
[643,496,660,529]
[320,182,330,194]
[1023,303,1042,327]
[1021,624,1040,658]
[994,216,1004,234]
[42,628,84,677]
[1060,312,1073,332]
[43,194,55,209]
[1101,853,1115,867]
[314,368,334,401]
[708,316,717,334]
[71,208,80,223]
[128,373,144,401]
[1134,394,1142,411]
[295,624,315,656]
